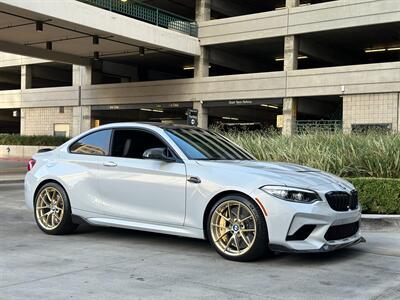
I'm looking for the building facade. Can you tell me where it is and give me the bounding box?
[0,0,399,137]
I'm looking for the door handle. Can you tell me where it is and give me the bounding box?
[187,176,201,184]
[103,161,117,167]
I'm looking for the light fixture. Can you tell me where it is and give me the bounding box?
[93,51,100,60]
[365,48,386,53]
[261,104,279,109]
[183,65,212,70]
[388,47,400,51]
[275,55,308,62]
[121,0,128,2]
[222,116,239,121]
[139,47,145,56]
[46,41,52,50]
[36,21,43,32]
[93,35,99,45]
[140,108,163,113]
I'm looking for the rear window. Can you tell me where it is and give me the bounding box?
[70,130,112,156]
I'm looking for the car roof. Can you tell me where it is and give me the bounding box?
[93,122,203,131]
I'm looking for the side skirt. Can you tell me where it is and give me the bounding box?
[87,217,205,239]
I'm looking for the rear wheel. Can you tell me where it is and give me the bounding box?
[207,194,269,261]
[34,183,77,235]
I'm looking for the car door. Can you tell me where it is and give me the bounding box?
[97,128,187,226]
[64,129,112,213]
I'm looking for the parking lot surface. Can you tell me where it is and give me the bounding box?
[0,159,26,182]
[1,183,400,300]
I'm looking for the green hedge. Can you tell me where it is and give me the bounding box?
[0,134,69,146]
[347,178,400,214]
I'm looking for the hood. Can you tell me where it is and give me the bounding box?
[195,160,354,192]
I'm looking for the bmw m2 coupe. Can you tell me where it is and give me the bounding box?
[25,123,364,261]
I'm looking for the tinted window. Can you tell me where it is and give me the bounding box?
[111,129,168,159]
[70,130,112,156]
[166,128,254,160]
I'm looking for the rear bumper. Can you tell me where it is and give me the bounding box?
[270,235,366,253]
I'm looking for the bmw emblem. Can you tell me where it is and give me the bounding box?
[232,224,240,232]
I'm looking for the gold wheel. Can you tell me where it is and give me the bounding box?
[35,187,65,230]
[210,200,257,257]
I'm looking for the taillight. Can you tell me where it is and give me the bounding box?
[27,159,36,171]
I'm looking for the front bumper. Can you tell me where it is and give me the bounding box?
[250,189,364,253]
[270,236,366,253]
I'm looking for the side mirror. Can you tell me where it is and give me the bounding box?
[142,147,175,162]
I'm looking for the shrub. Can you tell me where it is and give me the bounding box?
[220,130,400,178]
[0,134,69,146]
[347,178,400,214]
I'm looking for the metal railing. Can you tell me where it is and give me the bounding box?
[78,0,198,36]
[296,120,343,134]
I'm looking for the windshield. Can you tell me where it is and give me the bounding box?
[165,128,255,160]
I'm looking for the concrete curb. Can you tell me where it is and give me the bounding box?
[361,214,400,232]
[0,179,24,185]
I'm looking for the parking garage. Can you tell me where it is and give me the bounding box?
[0,108,20,134]
[298,22,400,70]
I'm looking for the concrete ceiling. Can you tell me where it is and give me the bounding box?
[0,0,200,66]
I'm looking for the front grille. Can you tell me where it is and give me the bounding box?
[325,190,358,211]
[324,221,359,241]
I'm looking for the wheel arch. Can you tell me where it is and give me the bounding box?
[33,179,68,205]
[202,190,267,241]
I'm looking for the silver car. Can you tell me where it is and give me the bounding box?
[25,123,364,261]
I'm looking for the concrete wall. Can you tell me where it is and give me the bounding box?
[0,90,22,109]
[81,71,286,105]
[343,93,400,133]
[199,0,400,45]
[0,145,55,158]
[0,62,397,109]
[286,62,400,97]
[20,107,73,136]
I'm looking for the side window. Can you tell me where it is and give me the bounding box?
[70,130,112,156]
[111,129,168,159]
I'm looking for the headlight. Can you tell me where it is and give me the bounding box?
[260,185,321,203]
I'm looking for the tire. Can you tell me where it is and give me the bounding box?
[34,182,78,235]
[207,194,269,261]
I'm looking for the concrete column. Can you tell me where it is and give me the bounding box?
[193,101,208,129]
[72,65,92,135]
[73,65,92,86]
[21,65,32,90]
[194,0,210,78]
[72,106,91,137]
[20,108,26,135]
[193,0,210,129]
[286,0,300,8]
[194,47,210,78]
[282,34,299,135]
[196,0,211,22]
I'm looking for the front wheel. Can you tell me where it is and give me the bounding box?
[207,194,269,261]
[34,182,77,235]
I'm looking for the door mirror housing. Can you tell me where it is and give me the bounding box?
[143,147,175,162]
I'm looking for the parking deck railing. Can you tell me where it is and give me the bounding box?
[296,120,343,134]
[78,0,198,36]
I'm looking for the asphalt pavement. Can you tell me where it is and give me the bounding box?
[0,159,27,182]
[1,183,400,300]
